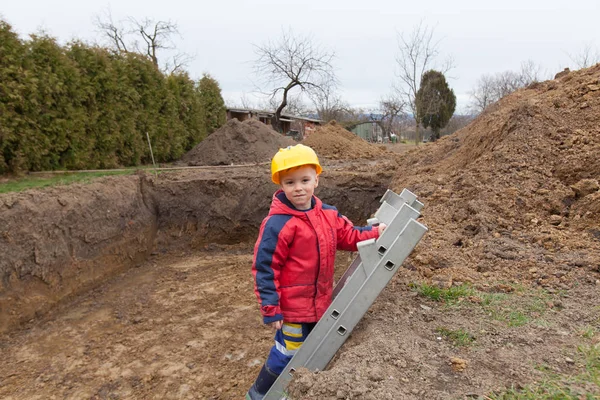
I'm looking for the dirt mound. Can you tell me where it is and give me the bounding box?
[287,65,600,400]
[180,119,295,166]
[303,121,385,159]
[386,64,600,287]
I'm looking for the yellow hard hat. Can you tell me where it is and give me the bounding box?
[271,144,323,184]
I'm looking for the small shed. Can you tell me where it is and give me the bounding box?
[350,122,383,142]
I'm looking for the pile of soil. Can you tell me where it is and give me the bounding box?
[303,121,385,159]
[179,119,294,166]
[387,63,600,287]
[287,65,600,399]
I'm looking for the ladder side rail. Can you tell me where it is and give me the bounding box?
[398,188,417,206]
[412,199,424,212]
[264,219,427,399]
[373,201,399,226]
[333,201,417,298]
[374,204,420,258]
[301,219,428,371]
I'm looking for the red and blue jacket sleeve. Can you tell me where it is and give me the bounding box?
[252,215,293,324]
[332,210,379,251]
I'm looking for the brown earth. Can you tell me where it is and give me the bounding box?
[0,167,392,399]
[1,242,597,400]
[387,63,600,288]
[287,65,600,399]
[303,121,386,160]
[0,174,157,333]
[1,65,600,399]
[179,119,295,166]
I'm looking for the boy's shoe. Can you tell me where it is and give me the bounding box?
[246,363,279,400]
[245,384,261,400]
[246,388,288,400]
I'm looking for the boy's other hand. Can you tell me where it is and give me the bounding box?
[268,320,283,330]
[378,223,387,235]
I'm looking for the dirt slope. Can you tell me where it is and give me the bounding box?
[288,66,600,398]
[387,63,600,287]
[0,175,157,333]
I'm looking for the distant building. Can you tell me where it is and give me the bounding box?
[225,108,321,140]
[349,121,384,142]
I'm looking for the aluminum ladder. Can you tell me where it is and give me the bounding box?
[264,189,428,399]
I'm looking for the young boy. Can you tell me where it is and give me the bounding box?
[247,144,386,399]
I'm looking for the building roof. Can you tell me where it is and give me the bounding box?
[226,107,321,123]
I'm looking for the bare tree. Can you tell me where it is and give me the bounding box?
[164,50,195,74]
[94,10,129,52]
[468,60,543,114]
[129,17,179,69]
[469,74,496,114]
[379,94,406,139]
[568,43,600,69]
[95,10,192,73]
[254,29,336,132]
[310,82,348,123]
[440,114,474,136]
[395,22,453,145]
[335,106,370,128]
[239,93,253,110]
[519,59,543,85]
[268,93,311,117]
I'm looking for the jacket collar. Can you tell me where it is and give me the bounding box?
[269,190,321,217]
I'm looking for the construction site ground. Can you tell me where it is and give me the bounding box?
[1,65,600,399]
[1,235,598,400]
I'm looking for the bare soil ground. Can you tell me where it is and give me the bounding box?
[1,244,597,399]
[380,142,421,154]
[0,246,263,400]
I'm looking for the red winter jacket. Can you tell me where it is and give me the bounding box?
[252,190,380,324]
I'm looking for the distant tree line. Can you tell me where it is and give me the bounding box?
[0,20,225,173]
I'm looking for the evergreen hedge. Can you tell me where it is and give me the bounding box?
[0,20,225,173]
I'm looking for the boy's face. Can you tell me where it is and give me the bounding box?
[279,165,319,210]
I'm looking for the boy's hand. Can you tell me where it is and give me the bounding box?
[378,223,387,235]
[268,320,283,330]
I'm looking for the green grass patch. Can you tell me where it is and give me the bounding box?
[506,311,529,327]
[480,288,553,328]
[413,281,557,329]
[579,326,597,340]
[435,327,475,347]
[480,292,509,307]
[489,343,600,399]
[415,283,474,304]
[0,169,146,194]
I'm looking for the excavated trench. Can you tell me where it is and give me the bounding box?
[0,163,394,399]
[0,164,393,335]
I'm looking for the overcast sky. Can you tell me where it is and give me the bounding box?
[3,0,599,112]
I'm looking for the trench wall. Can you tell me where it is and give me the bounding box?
[0,168,392,333]
[0,175,157,333]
